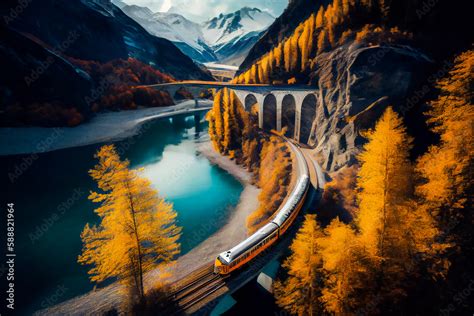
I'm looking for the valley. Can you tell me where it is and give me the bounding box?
[0,0,472,315]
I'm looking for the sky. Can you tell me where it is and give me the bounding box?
[121,0,288,22]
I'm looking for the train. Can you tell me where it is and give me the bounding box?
[214,142,310,275]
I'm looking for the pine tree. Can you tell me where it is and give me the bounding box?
[79,145,181,302]
[209,89,225,152]
[290,25,304,72]
[298,19,311,71]
[222,88,232,153]
[275,215,324,316]
[258,61,265,83]
[317,29,329,53]
[274,42,284,68]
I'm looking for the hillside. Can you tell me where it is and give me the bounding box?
[235,0,473,171]
[0,0,211,80]
[239,0,330,73]
[116,4,275,66]
[0,0,212,127]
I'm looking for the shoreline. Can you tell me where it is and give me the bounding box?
[197,141,253,184]
[36,141,260,315]
[0,99,212,156]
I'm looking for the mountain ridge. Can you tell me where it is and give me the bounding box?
[116,3,275,66]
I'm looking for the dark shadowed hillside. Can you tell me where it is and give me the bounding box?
[0,0,212,80]
[235,0,473,172]
[239,0,331,73]
[0,0,214,127]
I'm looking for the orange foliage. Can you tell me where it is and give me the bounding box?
[235,0,414,85]
[2,102,84,127]
[70,57,175,111]
[247,136,292,233]
[207,89,292,233]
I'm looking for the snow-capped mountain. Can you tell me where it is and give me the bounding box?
[114,2,275,66]
[118,4,217,63]
[202,7,275,65]
[202,8,275,48]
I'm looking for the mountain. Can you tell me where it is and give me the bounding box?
[116,4,275,66]
[0,0,211,80]
[0,0,213,127]
[202,7,275,65]
[118,4,217,63]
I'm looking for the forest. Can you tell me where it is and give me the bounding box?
[275,50,473,315]
[1,57,175,127]
[234,0,451,85]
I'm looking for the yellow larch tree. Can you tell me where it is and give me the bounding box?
[356,106,413,258]
[290,25,303,72]
[222,87,232,153]
[417,50,474,224]
[274,42,284,69]
[78,145,181,302]
[207,89,225,153]
[260,56,269,83]
[318,219,372,314]
[317,29,329,53]
[283,39,292,72]
[416,50,473,282]
[267,50,275,78]
[257,61,265,83]
[298,18,312,71]
[315,6,325,29]
[243,70,251,84]
[275,215,324,316]
[356,107,445,307]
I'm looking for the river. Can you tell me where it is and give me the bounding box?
[0,113,243,314]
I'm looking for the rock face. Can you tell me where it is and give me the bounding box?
[308,43,432,172]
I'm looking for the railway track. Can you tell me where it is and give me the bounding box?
[161,264,227,314]
[160,138,315,315]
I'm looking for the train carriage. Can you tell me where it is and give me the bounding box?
[214,140,310,275]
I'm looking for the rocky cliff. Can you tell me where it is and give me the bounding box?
[307,43,433,171]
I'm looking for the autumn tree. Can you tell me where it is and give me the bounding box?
[356,107,413,256]
[356,107,444,308]
[416,50,474,311]
[274,42,284,69]
[78,145,181,303]
[246,136,292,232]
[416,50,474,231]
[315,6,325,28]
[283,39,292,72]
[275,215,324,316]
[208,88,250,157]
[318,219,373,314]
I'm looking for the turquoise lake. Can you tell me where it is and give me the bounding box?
[1,112,242,314]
